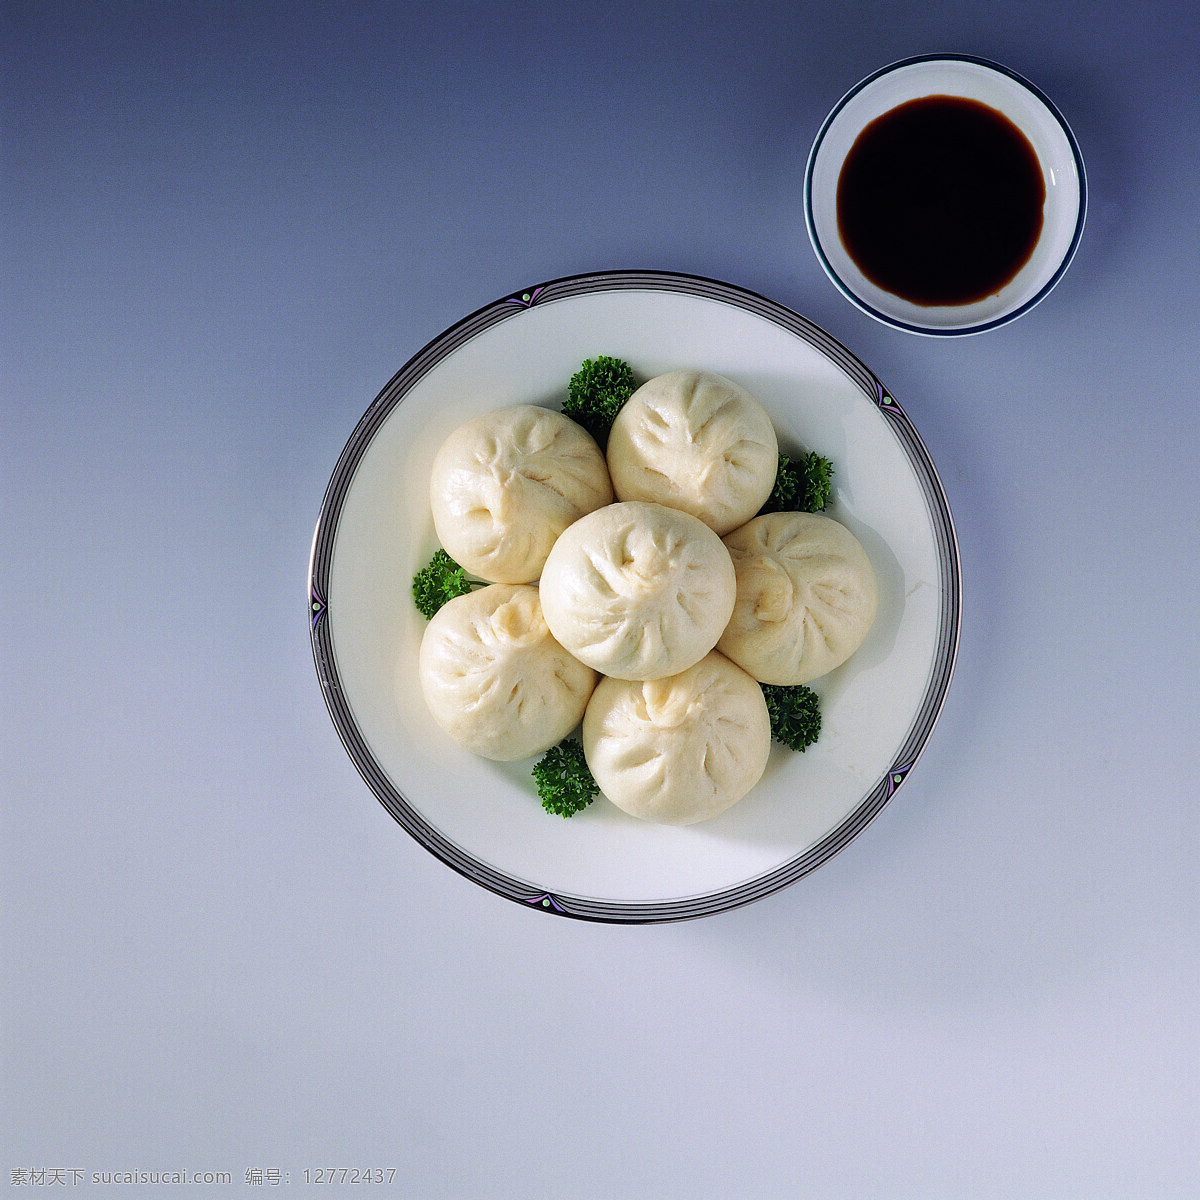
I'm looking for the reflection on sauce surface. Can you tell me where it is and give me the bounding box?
[836,95,1045,307]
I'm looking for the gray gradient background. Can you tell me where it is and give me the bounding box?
[3,2,1197,1196]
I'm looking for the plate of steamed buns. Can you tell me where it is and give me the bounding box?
[309,270,960,922]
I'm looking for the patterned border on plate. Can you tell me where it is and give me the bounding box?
[308,270,961,922]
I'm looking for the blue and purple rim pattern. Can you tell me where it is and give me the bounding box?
[307,270,962,923]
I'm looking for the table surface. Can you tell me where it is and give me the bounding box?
[4,2,1197,1195]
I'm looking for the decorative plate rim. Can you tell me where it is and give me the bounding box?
[308,269,962,922]
[803,53,1088,337]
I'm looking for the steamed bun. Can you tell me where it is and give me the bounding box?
[717,511,878,685]
[582,651,771,825]
[417,584,596,761]
[606,369,778,535]
[539,501,736,681]
[429,405,612,584]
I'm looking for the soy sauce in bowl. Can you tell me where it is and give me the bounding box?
[836,95,1046,307]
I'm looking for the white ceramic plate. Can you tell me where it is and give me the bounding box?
[309,271,961,921]
[805,54,1087,335]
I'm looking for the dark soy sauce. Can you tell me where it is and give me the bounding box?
[836,95,1046,306]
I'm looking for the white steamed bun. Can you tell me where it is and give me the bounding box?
[416,584,597,761]
[538,501,736,681]
[429,404,612,584]
[717,511,878,685]
[606,369,778,535]
[582,651,771,825]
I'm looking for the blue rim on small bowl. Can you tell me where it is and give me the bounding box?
[804,54,1087,336]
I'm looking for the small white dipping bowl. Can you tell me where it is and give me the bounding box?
[804,54,1087,335]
